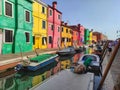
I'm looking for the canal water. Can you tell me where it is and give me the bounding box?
[0,48,95,90]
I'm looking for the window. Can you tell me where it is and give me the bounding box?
[25,32,30,42]
[5,30,13,42]
[25,10,30,22]
[66,29,68,33]
[42,6,45,14]
[42,20,46,29]
[49,9,52,16]
[49,36,52,44]
[62,27,63,32]
[5,1,12,17]
[33,36,35,45]
[58,14,61,20]
[42,37,47,45]
[0,0,2,15]
[51,24,54,30]
[58,26,60,32]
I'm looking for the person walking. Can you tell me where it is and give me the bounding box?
[108,42,112,56]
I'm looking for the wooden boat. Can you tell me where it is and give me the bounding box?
[16,54,58,71]
[78,54,102,76]
[75,47,84,53]
[56,46,76,56]
[32,69,94,90]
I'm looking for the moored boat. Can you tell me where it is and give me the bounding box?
[56,46,76,56]
[78,54,102,76]
[16,54,58,71]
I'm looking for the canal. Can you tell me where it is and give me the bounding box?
[0,48,96,90]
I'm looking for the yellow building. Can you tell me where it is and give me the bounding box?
[89,31,93,45]
[61,23,72,48]
[33,0,47,49]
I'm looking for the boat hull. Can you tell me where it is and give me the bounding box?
[27,58,56,71]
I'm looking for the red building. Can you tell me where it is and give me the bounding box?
[47,1,62,48]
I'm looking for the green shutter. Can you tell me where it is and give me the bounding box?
[0,0,2,15]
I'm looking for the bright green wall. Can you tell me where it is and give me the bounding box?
[14,0,33,53]
[84,29,90,44]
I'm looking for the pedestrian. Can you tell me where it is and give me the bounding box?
[108,42,112,56]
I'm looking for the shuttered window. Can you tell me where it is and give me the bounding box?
[5,1,12,17]
[25,32,30,42]
[49,36,52,44]
[42,20,46,29]
[25,10,30,22]
[5,30,13,42]
[0,0,2,15]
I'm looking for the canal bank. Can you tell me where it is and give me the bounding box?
[0,48,58,71]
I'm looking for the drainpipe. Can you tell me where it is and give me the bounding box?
[12,0,18,53]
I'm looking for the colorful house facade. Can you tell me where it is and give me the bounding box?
[61,22,72,48]
[47,1,62,48]
[33,0,48,49]
[70,26,79,47]
[89,29,93,44]
[79,25,85,46]
[84,29,90,44]
[0,0,33,54]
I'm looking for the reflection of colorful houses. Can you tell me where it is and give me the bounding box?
[0,0,33,54]
[73,53,80,63]
[61,22,72,48]
[33,0,48,49]
[84,29,90,44]
[52,62,60,74]
[32,72,46,86]
[60,60,71,70]
[47,1,62,48]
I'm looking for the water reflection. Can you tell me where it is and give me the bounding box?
[0,48,93,90]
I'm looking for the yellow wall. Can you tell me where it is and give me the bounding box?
[61,26,72,48]
[89,32,93,44]
[33,1,47,49]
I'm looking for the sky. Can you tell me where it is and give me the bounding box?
[42,0,120,40]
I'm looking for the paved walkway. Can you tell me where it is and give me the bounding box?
[101,47,120,90]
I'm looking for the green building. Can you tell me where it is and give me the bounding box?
[84,29,90,44]
[0,0,33,54]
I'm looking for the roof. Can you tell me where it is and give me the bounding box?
[48,5,62,14]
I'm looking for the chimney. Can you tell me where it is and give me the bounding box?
[65,23,67,26]
[52,1,57,9]
[78,24,81,28]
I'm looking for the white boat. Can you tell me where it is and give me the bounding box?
[78,54,102,76]
[57,46,76,56]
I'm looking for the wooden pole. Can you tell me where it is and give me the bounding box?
[101,40,109,56]
[19,44,23,60]
[34,49,39,56]
[98,39,120,90]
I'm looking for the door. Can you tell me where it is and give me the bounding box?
[0,30,2,54]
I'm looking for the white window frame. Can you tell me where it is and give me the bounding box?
[3,28,14,43]
[42,20,46,29]
[42,6,45,14]
[25,31,30,43]
[4,0,14,18]
[49,9,52,16]
[0,0,2,15]
[24,9,31,23]
[58,26,60,32]
[58,14,61,20]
